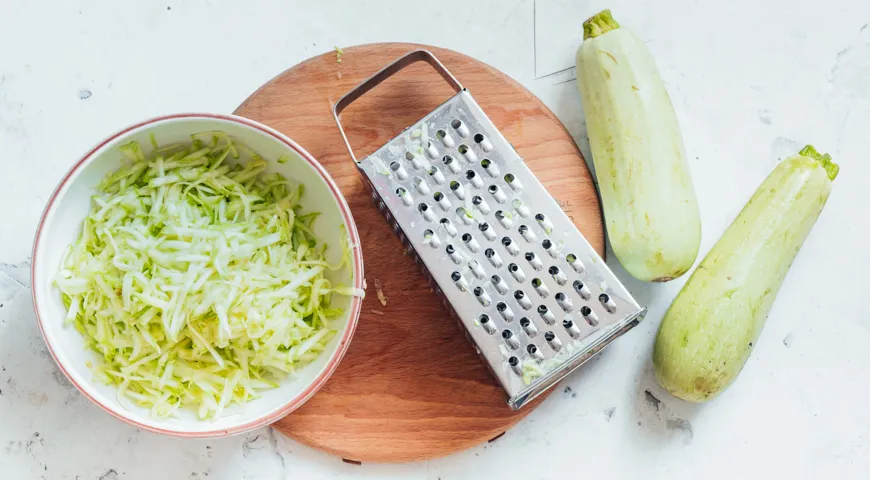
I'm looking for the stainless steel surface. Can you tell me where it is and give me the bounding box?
[334,49,646,410]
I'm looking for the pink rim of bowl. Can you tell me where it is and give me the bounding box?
[31,113,364,438]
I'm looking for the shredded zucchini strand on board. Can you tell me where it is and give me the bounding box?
[55,133,360,419]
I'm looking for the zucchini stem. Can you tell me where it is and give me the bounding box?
[583,9,620,40]
[799,144,839,181]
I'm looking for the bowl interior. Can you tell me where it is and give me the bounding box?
[33,115,360,435]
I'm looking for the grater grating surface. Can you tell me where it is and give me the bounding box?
[333,50,646,409]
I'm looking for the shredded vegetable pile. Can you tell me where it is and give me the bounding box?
[55,133,360,419]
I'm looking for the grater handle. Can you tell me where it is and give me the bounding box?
[332,49,464,163]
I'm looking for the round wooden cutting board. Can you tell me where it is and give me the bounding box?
[234,43,603,463]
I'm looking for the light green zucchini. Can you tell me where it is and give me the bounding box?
[653,146,838,402]
[576,9,701,282]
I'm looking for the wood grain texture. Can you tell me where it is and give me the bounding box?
[234,43,603,463]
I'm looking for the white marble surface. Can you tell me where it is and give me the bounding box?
[2,0,869,478]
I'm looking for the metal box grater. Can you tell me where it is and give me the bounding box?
[333,50,646,410]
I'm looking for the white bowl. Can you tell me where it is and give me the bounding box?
[31,113,364,437]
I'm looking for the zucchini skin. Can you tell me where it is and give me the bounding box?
[576,11,701,282]
[653,148,837,402]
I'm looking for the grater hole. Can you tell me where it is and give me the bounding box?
[413,177,429,194]
[532,278,549,297]
[440,218,458,237]
[512,199,530,218]
[480,314,496,334]
[508,262,525,282]
[458,144,469,154]
[426,166,445,185]
[503,236,519,255]
[449,180,465,200]
[519,224,535,242]
[526,344,537,354]
[466,169,483,188]
[599,293,616,313]
[488,184,498,193]
[426,141,438,158]
[525,251,543,270]
[451,119,463,130]
[434,192,444,201]
[563,318,581,338]
[536,213,554,234]
[405,151,415,161]
[462,233,479,252]
[423,229,439,247]
[451,271,461,281]
[514,290,532,310]
[544,331,555,341]
[521,318,539,339]
[550,266,567,286]
[508,356,521,374]
[469,260,485,279]
[442,155,460,173]
[542,239,557,257]
[566,253,585,273]
[481,158,500,176]
[573,280,591,299]
[390,161,408,179]
[455,207,472,225]
[502,329,519,349]
[555,292,573,311]
[437,129,447,139]
[478,137,493,153]
[504,173,522,190]
[491,274,508,294]
[537,304,555,324]
[497,301,507,312]
[581,306,599,326]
